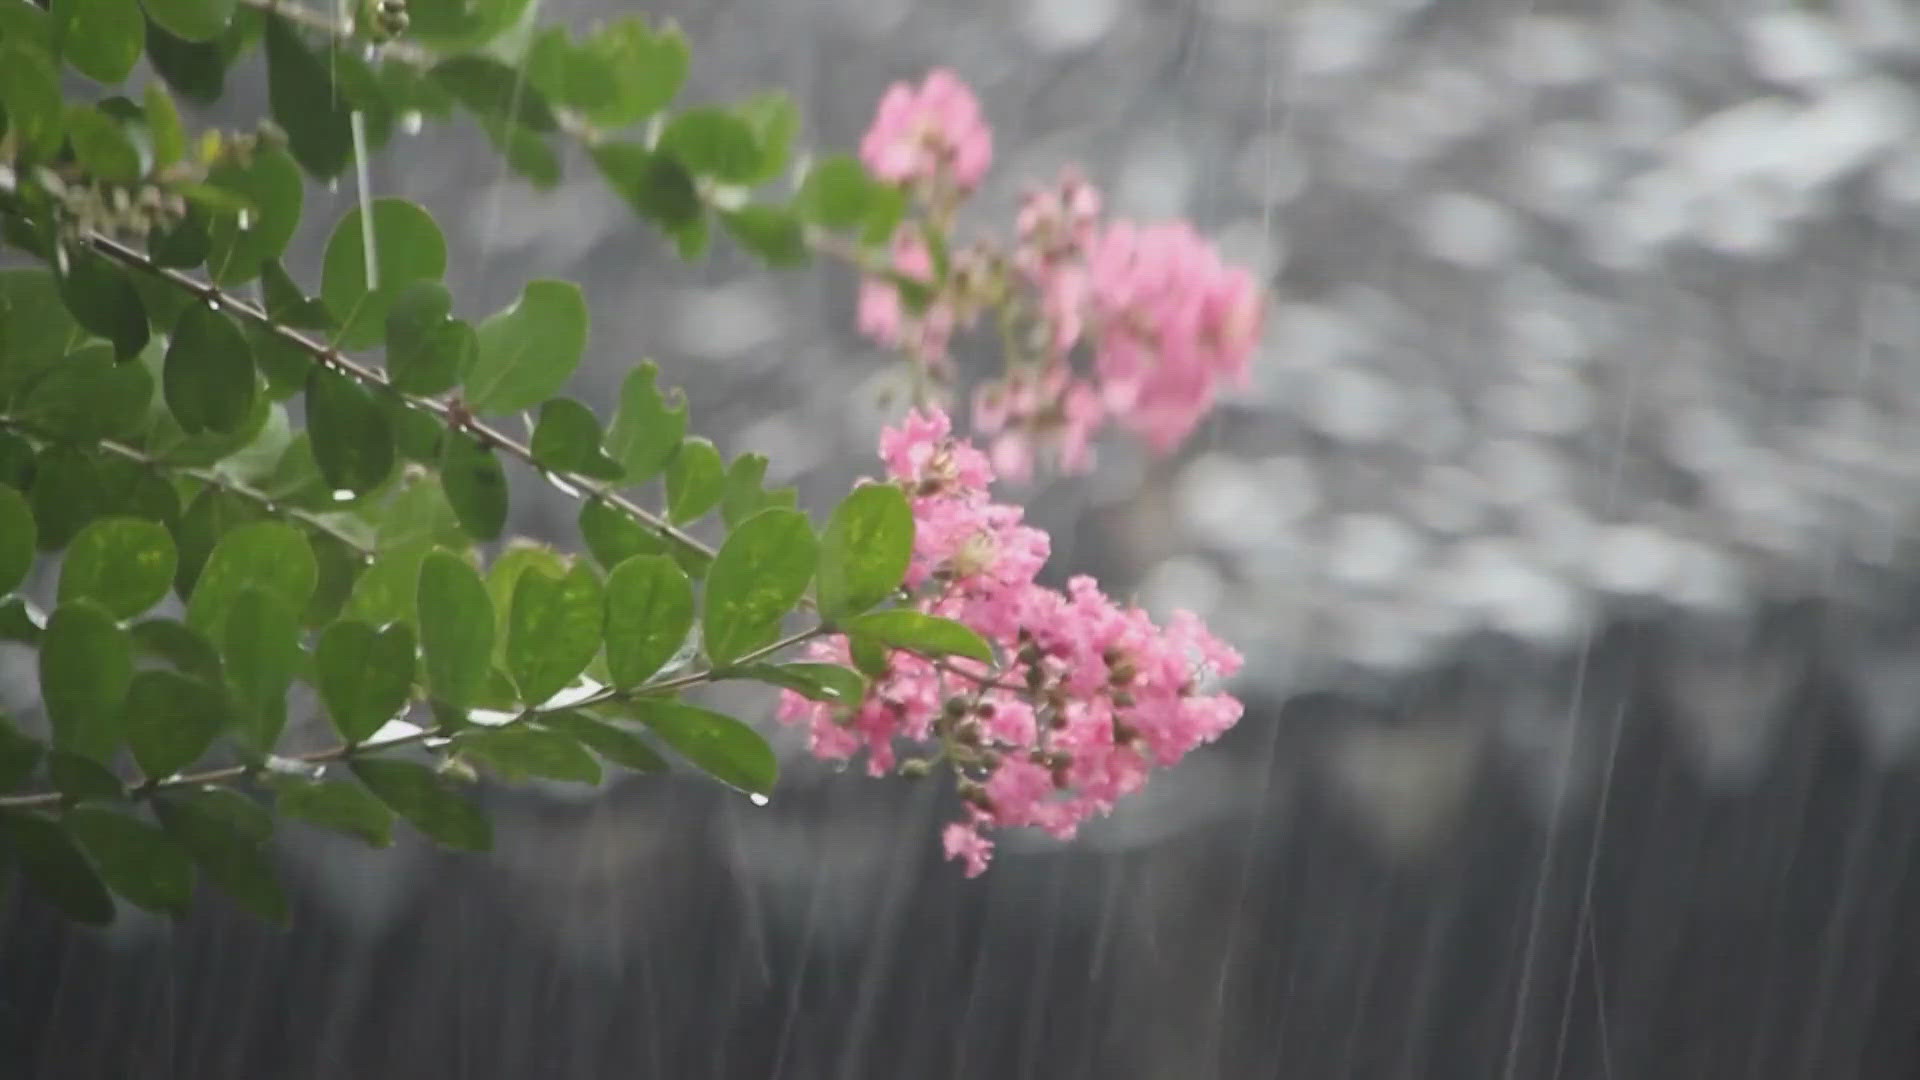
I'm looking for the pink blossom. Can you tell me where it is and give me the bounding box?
[778,409,1246,876]
[1080,219,1264,450]
[860,69,993,194]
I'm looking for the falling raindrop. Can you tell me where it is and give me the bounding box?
[400,111,424,136]
[332,488,357,502]
[748,793,770,807]
[236,208,253,232]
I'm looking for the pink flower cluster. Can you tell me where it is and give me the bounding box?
[853,71,1266,482]
[777,410,1246,876]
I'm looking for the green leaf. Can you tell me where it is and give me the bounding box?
[264,12,352,178]
[148,210,211,269]
[437,434,508,543]
[58,517,176,618]
[626,700,776,797]
[841,610,993,664]
[64,103,142,181]
[319,198,448,350]
[506,562,602,706]
[602,554,692,688]
[0,433,33,494]
[719,453,785,528]
[0,484,34,595]
[729,661,866,705]
[574,498,658,571]
[350,758,490,850]
[664,437,724,524]
[32,449,178,551]
[203,147,302,286]
[56,250,148,359]
[464,280,587,416]
[220,587,299,751]
[530,398,613,475]
[123,668,225,778]
[18,343,151,442]
[405,0,532,53]
[342,545,428,630]
[40,601,132,762]
[538,710,665,772]
[384,282,476,395]
[63,806,193,915]
[0,810,115,924]
[0,41,64,158]
[304,367,395,497]
[185,521,316,635]
[259,260,334,332]
[703,508,816,665]
[604,362,685,482]
[0,597,42,644]
[482,112,563,185]
[303,533,363,628]
[130,617,222,681]
[0,715,44,789]
[144,83,188,168]
[592,142,701,231]
[314,620,414,743]
[416,550,491,709]
[816,483,913,622]
[721,206,808,267]
[53,0,143,83]
[797,154,885,231]
[143,19,231,105]
[162,302,256,435]
[736,91,799,185]
[0,270,77,403]
[139,0,233,44]
[527,16,686,128]
[170,487,260,597]
[153,786,287,924]
[483,542,563,661]
[458,726,601,784]
[273,777,393,846]
[658,106,761,184]
[46,751,125,802]
[429,56,556,132]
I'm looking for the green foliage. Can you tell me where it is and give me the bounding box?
[0,0,969,928]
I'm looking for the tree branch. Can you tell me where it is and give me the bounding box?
[0,419,379,562]
[84,232,719,568]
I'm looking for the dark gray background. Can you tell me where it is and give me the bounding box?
[11,0,1920,1075]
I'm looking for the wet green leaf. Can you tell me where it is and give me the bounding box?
[816,483,912,622]
[602,554,692,688]
[164,302,256,435]
[122,667,225,779]
[505,562,602,707]
[625,699,775,797]
[273,777,393,846]
[416,550,491,709]
[40,601,132,762]
[314,619,415,744]
[59,517,176,618]
[438,433,507,543]
[318,198,447,350]
[465,280,587,416]
[64,805,193,915]
[351,758,490,850]
[703,508,815,665]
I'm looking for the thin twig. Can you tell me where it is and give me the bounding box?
[0,606,824,810]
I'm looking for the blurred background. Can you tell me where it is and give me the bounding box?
[12,0,1920,1075]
